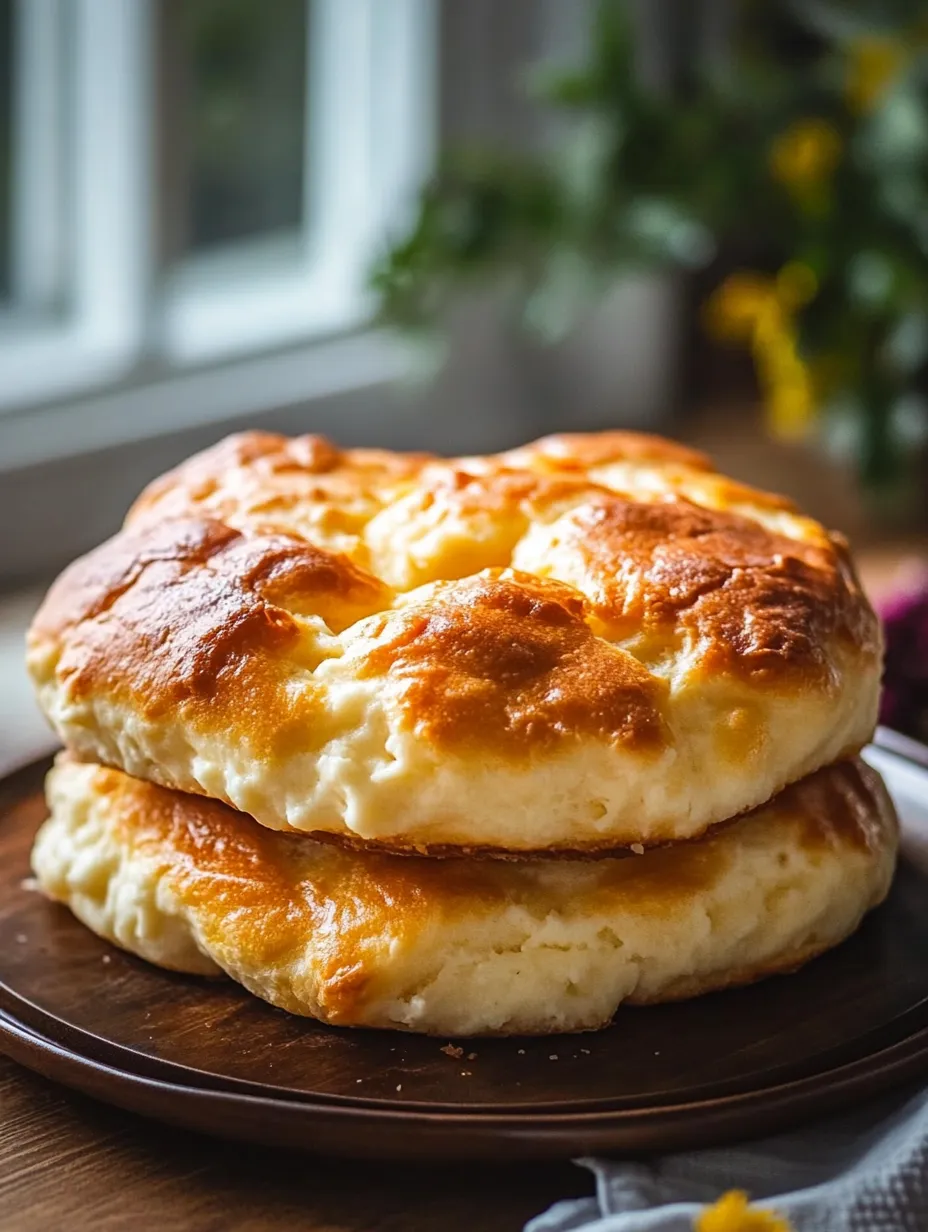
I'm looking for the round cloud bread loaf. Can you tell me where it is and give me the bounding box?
[27,430,881,854]
[33,756,897,1037]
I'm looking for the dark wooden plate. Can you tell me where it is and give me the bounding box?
[1,732,927,1159]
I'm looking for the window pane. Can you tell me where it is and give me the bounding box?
[0,0,13,299]
[160,0,308,260]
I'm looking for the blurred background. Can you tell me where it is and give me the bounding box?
[1,0,927,769]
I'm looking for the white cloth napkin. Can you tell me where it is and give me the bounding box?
[528,1085,928,1231]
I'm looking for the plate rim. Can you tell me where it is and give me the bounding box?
[4,971,927,1117]
[1,1003,927,1160]
[2,730,928,1157]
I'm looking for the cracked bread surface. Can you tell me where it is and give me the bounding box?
[27,430,881,853]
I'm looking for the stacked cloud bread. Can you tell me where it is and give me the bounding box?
[27,430,897,1037]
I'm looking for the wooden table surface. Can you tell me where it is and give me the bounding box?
[0,1056,588,1231]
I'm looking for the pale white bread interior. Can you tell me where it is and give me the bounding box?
[27,430,882,854]
[32,755,897,1036]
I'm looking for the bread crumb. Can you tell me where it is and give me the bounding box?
[15,933,27,944]
[549,1054,559,1061]
[580,1048,591,1055]
[441,1044,464,1059]
[517,1048,525,1055]
[630,843,645,855]
[356,1078,363,1083]
[396,1084,402,1092]
[101,955,112,964]
[460,1070,472,1077]
[20,877,38,892]
[467,1052,477,1061]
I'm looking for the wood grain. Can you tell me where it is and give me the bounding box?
[0,1056,585,1231]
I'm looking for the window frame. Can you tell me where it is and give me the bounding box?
[0,0,435,413]
[0,0,151,410]
[159,0,435,364]
[1,0,594,587]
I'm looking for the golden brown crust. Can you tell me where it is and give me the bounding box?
[502,430,715,472]
[525,495,879,680]
[28,429,883,852]
[355,571,667,754]
[30,518,390,762]
[129,431,433,568]
[34,755,898,1032]
[34,515,390,641]
[42,428,879,709]
[121,432,879,687]
[781,756,890,855]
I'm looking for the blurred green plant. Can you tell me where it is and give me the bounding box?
[372,0,928,497]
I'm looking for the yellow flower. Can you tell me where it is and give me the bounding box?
[768,119,842,199]
[754,317,816,440]
[767,379,816,441]
[775,262,818,311]
[696,1189,793,1232]
[703,265,817,340]
[701,269,819,441]
[845,37,907,113]
[702,274,778,342]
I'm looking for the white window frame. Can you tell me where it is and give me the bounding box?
[0,0,150,410]
[161,0,434,363]
[0,0,435,414]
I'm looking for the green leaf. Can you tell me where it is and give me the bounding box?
[847,251,896,308]
[890,393,928,447]
[590,0,635,95]
[855,91,928,171]
[821,396,866,463]
[523,248,596,343]
[623,199,716,268]
[885,311,928,372]
[527,65,601,108]
[558,114,620,214]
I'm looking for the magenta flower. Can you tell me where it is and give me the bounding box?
[879,580,928,742]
